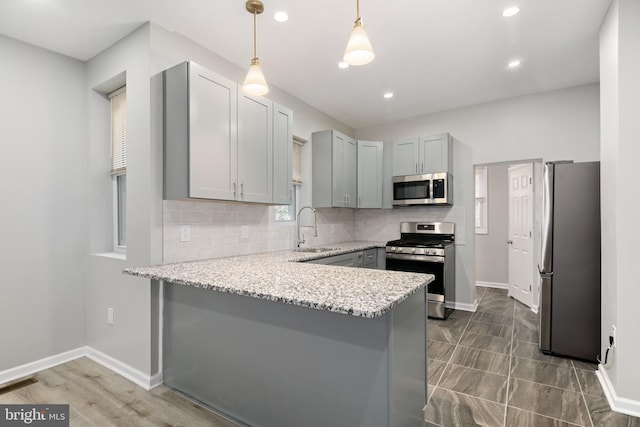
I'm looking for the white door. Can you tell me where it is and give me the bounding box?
[508,163,534,307]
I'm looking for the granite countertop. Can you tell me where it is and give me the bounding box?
[124,241,433,318]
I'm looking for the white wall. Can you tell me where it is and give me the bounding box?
[356,84,600,165]
[0,35,88,370]
[85,24,160,376]
[600,0,640,407]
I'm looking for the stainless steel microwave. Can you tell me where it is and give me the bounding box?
[392,173,453,206]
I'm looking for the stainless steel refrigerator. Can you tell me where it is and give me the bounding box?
[539,161,601,363]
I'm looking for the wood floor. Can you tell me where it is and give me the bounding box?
[0,357,238,427]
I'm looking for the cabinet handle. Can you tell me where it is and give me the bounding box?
[233,182,237,197]
[422,162,424,173]
[240,183,244,198]
[358,196,361,207]
[415,164,418,174]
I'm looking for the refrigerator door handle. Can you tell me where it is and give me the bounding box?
[538,264,553,277]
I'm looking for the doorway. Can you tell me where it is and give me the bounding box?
[474,160,542,311]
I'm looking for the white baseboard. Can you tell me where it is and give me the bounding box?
[597,365,640,418]
[0,347,162,392]
[446,300,478,312]
[476,281,509,289]
[85,347,162,391]
[0,347,86,385]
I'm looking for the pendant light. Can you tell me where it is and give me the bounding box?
[243,0,269,96]
[343,0,375,66]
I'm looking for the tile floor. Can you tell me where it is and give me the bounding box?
[425,287,640,427]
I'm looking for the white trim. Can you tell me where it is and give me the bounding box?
[446,300,478,312]
[0,347,162,392]
[85,347,162,391]
[476,281,509,289]
[92,252,126,261]
[597,365,640,418]
[0,347,85,385]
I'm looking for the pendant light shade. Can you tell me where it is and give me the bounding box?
[243,0,269,96]
[243,58,269,96]
[343,0,375,66]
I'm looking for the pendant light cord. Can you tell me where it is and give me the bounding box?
[356,0,360,19]
[253,10,258,60]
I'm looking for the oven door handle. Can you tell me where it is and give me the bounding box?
[385,253,445,263]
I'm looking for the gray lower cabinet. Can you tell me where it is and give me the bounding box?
[163,282,426,427]
[307,248,384,270]
[163,60,292,204]
[312,129,357,208]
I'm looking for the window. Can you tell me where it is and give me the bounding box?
[110,86,127,251]
[475,166,488,234]
[275,137,305,222]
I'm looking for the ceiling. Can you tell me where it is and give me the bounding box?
[0,0,611,129]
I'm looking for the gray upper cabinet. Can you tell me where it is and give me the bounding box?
[272,103,294,205]
[164,61,292,204]
[312,130,357,208]
[238,93,272,203]
[392,133,453,176]
[357,140,383,208]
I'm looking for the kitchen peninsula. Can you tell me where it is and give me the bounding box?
[125,242,432,427]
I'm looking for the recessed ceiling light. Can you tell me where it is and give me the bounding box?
[383,92,394,99]
[508,60,521,68]
[338,61,350,69]
[502,6,520,17]
[274,11,289,22]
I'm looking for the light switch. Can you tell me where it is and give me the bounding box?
[180,225,191,242]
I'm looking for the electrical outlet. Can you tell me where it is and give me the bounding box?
[241,225,249,239]
[612,325,617,348]
[179,225,191,242]
[107,307,114,325]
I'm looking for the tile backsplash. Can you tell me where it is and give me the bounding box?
[163,200,355,263]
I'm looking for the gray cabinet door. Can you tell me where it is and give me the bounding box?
[343,137,357,208]
[188,63,238,200]
[238,93,272,203]
[420,133,452,174]
[332,132,346,207]
[392,138,419,176]
[272,103,293,205]
[357,140,383,208]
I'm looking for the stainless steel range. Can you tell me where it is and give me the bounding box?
[386,222,455,319]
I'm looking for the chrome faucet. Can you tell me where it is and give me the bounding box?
[297,206,318,247]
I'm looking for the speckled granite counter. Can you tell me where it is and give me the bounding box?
[124,241,433,318]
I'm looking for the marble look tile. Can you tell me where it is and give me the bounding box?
[438,364,509,404]
[428,340,456,362]
[428,359,447,385]
[512,323,538,343]
[506,406,580,427]
[511,340,572,367]
[428,324,464,344]
[449,346,510,376]
[513,316,538,332]
[572,360,598,372]
[449,310,474,320]
[431,316,469,330]
[466,320,513,339]
[510,357,581,392]
[472,310,514,326]
[425,387,505,427]
[460,332,512,355]
[475,286,489,299]
[508,378,591,426]
[514,303,538,323]
[477,299,515,316]
[575,368,605,399]
[584,394,640,427]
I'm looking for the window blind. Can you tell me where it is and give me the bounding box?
[293,137,304,185]
[110,87,127,174]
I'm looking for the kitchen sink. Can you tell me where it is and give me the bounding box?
[295,247,338,253]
